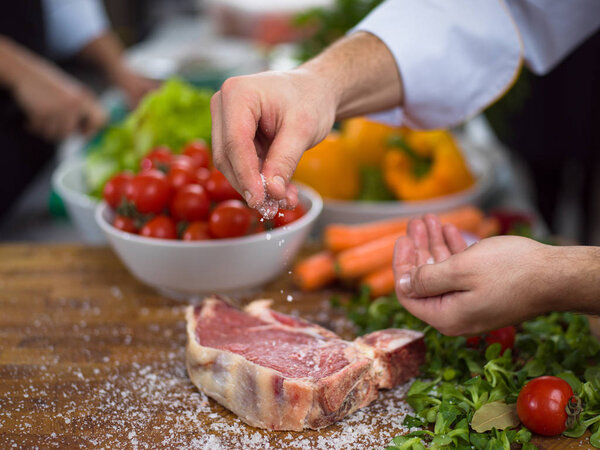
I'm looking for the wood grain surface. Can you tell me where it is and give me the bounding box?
[0,244,592,449]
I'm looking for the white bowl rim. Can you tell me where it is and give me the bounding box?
[52,158,99,209]
[95,183,323,247]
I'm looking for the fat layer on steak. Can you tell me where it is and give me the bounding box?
[186,297,425,431]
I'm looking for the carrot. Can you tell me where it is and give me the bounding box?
[292,251,336,291]
[362,266,395,298]
[325,205,485,252]
[336,233,400,279]
[475,217,501,238]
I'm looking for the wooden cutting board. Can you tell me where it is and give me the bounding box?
[0,244,590,449]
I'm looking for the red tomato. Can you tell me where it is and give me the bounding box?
[195,167,211,187]
[205,169,241,202]
[209,200,252,239]
[140,216,177,239]
[112,215,137,233]
[182,221,211,241]
[466,326,516,355]
[486,326,516,354]
[182,140,210,169]
[103,172,133,209]
[273,204,306,228]
[125,170,172,214]
[140,147,173,172]
[168,160,197,191]
[517,376,577,436]
[170,184,210,222]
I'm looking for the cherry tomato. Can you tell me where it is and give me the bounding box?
[273,204,306,228]
[195,167,211,187]
[103,172,133,209]
[125,170,172,214]
[112,215,137,233]
[182,221,211,241]
[170,184,210,222]
[209,200,252,239]
[168,158,197,191]
[466,326,516,355]
[517,376,577,436]
[182,140,210,169]
[140,216,177,240]
[205,169,241,202]
[140,147,173,172]
[486,326,516,354]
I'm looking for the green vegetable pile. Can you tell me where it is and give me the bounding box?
[333,289,600,449]
[85,79,213,198]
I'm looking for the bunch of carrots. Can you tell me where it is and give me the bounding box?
[292,206,499,297]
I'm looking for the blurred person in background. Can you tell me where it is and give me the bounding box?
[0,0,156,219]
[210,1,600,333]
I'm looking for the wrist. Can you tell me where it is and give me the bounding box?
[538,245,600,315]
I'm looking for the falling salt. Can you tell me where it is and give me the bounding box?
[277,239,286,247]
[286,295,294,302]
[256,174,288,220]
[265,233,272,241]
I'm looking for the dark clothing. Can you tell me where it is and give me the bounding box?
[490,30,600,244]
[0,1,55,219]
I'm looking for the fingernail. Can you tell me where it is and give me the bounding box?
[243,190,253,205]
[398,273,412,295]
[271,176,285,192]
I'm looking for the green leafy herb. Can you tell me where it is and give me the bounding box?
[333,288,600,448]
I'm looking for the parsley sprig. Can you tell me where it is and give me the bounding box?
[332,289,600,449]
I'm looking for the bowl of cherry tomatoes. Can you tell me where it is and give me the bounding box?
[94,143,322,299]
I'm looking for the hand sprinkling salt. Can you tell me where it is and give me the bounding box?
[255,174,288,220]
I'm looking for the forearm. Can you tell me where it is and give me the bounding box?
[544,245,600,315]
[300,31,404,120]
[77,31,127,84]
[0,36,40,91]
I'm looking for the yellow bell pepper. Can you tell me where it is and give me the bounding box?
[294,133,360,200]
[383,130,475,201]
[341,117,403,167]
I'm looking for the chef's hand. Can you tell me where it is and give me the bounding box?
[109,66,158,108]
[393,214,600,336]
[210,69,336,208]
[211,32,404,209]
[13,61,107,141]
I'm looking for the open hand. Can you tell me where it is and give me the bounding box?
[393,214,555,335]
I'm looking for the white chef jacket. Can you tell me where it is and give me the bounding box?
[43,0,109,58]
[353,0,600,129]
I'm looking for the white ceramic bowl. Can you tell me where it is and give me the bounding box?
[316,133,499,228]
[52,158,105,244]
[95,185,323,299]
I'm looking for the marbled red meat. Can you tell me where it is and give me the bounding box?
[186,297,425,431]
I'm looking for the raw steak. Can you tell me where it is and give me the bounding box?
[186,297,425,431]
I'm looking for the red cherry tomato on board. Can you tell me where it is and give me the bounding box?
[517,376,578,436]
[112,215,137,234]
[209,200,252,239]
[125,170,172,214]
[170,184,210,222]
[140,216,177,240]
[140,147,173,172]
[205,169,241,202]
[103,172,133,209]
[182,221,211,241]
[182,140,210,169]
[466,326,516,355]
[273,204,306,228]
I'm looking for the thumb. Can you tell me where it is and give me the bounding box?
[397,259,460,298]
[262,124,317,199]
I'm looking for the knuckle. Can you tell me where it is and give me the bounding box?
[220,77,243,96]
[275,153,298,179]
[413,266,431,296]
